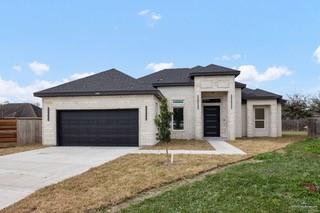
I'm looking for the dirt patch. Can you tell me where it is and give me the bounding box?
[141,139,214,150]
[0,144,44,157]
[303,183,319,193]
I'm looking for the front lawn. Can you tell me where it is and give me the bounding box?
[1,135,304,213]
[141,139,214,150]
[123,138,320,213]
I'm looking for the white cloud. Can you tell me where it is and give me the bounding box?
[138,9,150,16]
[151,13,161,21]
[146,62,174,72]
[12,65,22,72]
[29,61,50,75]
[138,9,161,27]
[214,54,241,61]
[0,72,95,104]
[313,46,320,63]
[236,65,292,83]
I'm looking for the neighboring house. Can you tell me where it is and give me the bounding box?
[0,103,42,118]
[34,64,283,147]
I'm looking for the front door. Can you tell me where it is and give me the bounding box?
[203,106,220,137]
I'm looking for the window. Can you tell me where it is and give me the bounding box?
[172,99,184,130]
[202,99,221,103]
[255,108,265,128]
[173,107,184,130]
[172,99,184,105]
[145,106,148,121]
[197,95,199,109]
[47,107,50,121]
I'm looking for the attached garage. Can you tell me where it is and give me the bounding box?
[57,109,139,146]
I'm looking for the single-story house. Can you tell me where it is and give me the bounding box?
[34,64,283,147]
[0,103,42,118]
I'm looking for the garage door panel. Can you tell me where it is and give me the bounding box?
[58,109,138,146]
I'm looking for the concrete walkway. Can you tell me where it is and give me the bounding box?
[134,139,246,155]
[206,138,246,155]
[0,146,137,210]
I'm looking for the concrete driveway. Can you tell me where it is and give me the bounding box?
[0,146,137,210]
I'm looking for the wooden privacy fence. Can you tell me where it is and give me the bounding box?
[282,119,308,132]
[308,118,320,138]
[0,119,17,147]
[0,118,42,147]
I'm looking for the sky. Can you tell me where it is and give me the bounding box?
[1,0,320,104]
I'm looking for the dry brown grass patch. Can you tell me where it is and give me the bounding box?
[141,139,214,150]
[230,134,307,156]
[0,144,44,157]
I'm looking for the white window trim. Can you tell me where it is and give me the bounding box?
[171,99,185,131]
[172,106,184,131]
[255,107,265,129]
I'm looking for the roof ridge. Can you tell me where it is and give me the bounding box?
[35,68,138,95]
[138,67,191,80]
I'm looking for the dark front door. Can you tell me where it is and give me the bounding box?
[203,106,220,137]
[57,109,139,146]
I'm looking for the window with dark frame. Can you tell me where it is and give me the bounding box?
[202,99,221,103]
[173,107,184,130]
[47,107,50,121]
[255,108,265,128]
[145,106,147,121]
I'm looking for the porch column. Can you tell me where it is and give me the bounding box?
[227,90,236,140]
[247,102,254,137]
[270,103,277,137]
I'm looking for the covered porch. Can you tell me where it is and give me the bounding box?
[194,91,235,141]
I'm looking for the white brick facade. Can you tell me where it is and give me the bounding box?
[42,95,159,146]
[194,76,236,140]
[158,87,195,139]
[235,88,242,138]
[245,99,281,137]
[40,76,282,147]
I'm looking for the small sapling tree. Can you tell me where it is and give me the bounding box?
[154,98,173,162]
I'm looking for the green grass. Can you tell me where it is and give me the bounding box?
[122,139,320,213]
[282,131,307,136]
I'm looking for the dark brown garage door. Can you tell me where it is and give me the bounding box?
[57,109,139,146]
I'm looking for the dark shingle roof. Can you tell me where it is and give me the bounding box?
[189,64,240,78]
[138,64,244,88]
[34,69,163,98]
[0,103,42,118]
[242,88,282,100]
[34,64,283,100]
